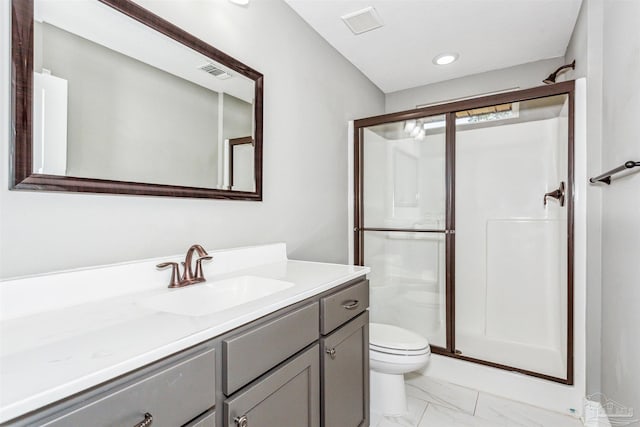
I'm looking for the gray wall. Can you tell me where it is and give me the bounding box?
[600,0,640,417]
[566,0,640,414]
[385,58,566,113]
[563,0,605,396]
[0,0,384,278]
[223,93,252,142]
[39,22,221,189]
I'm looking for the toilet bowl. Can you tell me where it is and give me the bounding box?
[369,323,431,416]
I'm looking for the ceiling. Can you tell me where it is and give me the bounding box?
[285,0,583,93]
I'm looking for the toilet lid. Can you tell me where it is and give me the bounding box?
[369,323,430,352]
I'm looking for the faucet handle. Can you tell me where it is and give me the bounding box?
[156,262,182,288]
[195,256,213,281]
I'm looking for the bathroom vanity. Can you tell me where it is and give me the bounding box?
[0,244,369,427]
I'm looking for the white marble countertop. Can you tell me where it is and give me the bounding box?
[0,243,368,423]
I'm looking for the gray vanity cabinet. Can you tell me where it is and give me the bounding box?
[186,409,216,427]
[3,277,369,427]
[222,303,319,396]
[4,344,217,427]
[320,279,370,427]
[224,345,320,427]
[319,279,369,335]
[220,278,369,427]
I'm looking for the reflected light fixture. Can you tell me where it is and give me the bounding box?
[228,0,249,5]
[433,52,459,66]
[410,123,422,137]
[404,119,417,133]
[404,119,428,140]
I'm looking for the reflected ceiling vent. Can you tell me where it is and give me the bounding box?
[341,7,383,35]
[198,63,232,80]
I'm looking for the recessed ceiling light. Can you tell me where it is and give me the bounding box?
[433,53,459,66]
[228,0,249,5]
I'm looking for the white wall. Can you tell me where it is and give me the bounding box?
[385,57,566,113]
[563,0,605,396]
[600,0,640,417]
[0,0,384,278]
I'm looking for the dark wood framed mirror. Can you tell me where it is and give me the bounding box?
[11,0,263,200]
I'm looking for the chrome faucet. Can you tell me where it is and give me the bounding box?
[157,244,213,288]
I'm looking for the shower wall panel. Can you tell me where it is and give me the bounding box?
[455,97,569,379]
[485,219,561,348]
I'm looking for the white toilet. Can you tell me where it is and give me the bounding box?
[369,323,431,416]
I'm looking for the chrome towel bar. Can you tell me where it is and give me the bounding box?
[589,160,640,185]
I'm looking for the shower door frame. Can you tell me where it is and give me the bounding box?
[353,81,575,385]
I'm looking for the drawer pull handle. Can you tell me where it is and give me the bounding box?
[235,415,249,427]
[326,347,337,359]
[134,413,153,427]
[342,300,360,310]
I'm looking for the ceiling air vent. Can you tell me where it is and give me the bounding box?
[341,7,383,35]
[198,63,232,80]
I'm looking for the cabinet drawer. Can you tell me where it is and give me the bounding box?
[320,279,369,334]
[186,409,215,427]
[223,303,319,395]
[39,348,216,427]
[224,344,319,427]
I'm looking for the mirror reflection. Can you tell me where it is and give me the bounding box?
[33,0,256,191]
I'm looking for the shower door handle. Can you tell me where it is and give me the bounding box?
[544,181,565,207]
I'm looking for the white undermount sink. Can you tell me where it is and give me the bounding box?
[139,275,295,316]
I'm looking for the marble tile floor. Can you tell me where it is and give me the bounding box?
[370,375,584,427]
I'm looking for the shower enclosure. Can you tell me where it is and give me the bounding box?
[354,82,574,383]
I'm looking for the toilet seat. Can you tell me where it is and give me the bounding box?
[368,322,432,416]
[370,343,430,356]
[369,323,430,355]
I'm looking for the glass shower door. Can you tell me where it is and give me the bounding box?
[355,83,575,383]
[454,94,571,380]
[357,114,449,349]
